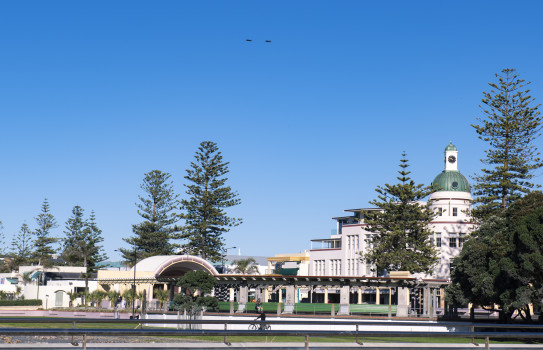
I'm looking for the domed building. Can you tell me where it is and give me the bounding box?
[308,142,476,283]
[428,143,476,278]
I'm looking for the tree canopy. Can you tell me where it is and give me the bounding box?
[362,153,438,274]
[173,270,218,313]
[121,170,181,263]
[180,141,242,262]
[472,68,542,220]
[32,199,58,267]
[62,206,107,270]
[447,191,543,322]
[10,223,33,268]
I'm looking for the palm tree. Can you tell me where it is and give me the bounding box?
[89,290,107,308]
[230,258,260,274]
[122,289,136,308]
[107,290,120,309]
[154,288,169,311]
[15,286,22,299]
[67,291,80,307]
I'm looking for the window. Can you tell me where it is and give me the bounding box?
[459,234,467,247]
[449,234,457,248]
[314,260,326,276]
[452,207,458,216]
[55,291,64,307]
[354,260,358,275]
[435,233,442,247]
[337,260,342,275]
[354,235,359,251]
[437,207,443,216]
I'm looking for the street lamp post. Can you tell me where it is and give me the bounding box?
[222,246,237,274]
[132,245,137,319]
[116,248,138,319]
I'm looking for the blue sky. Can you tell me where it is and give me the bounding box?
[1,1,543,261]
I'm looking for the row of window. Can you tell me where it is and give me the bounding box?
[346,258,359,276]
[330,259,342,276]
[434,233,467,248]
[436,207,458,216]
[314,259,349,276]
[346,235,360,251]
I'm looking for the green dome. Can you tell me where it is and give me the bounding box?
[431,170,470,193]
[445,142,457,152]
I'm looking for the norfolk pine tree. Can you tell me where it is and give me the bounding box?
[0,220,8,272]
[0,220,5,256]
[180,141,241,262]
[33,199,58,267]
[63,206,107,268]
[121,170,180,263]
[63,207,107,304]
[472,68,542,220]
[362,154,438,274]
[81,211,108,303]
[11,223,34,267]
[62,205,86,265]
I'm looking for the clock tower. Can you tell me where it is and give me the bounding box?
[444,142,458,171]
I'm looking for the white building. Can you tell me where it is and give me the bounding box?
[309,143,476,280]
[0,265,95,308]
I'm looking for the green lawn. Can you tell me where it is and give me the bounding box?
[218,302,395,314]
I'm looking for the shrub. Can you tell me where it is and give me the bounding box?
[0,299,42,306]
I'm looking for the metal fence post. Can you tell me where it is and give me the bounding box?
[224,323,231,346]
[71,321,77,346]
[177,310,180,330]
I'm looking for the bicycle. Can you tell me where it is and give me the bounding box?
[248,323,271,331]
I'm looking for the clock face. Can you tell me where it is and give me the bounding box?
[448,155,456,163]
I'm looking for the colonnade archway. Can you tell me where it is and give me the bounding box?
[97,255,218,309]
[214,274,447,317]
[97,255,446,317]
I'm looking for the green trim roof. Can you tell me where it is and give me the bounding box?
[431,170,470,193]
[445,142,457,151]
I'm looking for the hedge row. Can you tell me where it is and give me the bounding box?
[0,299,42,306]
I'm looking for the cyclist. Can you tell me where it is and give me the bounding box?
[254,306,266,330]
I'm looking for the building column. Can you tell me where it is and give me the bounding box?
[278,287,283,303]
[268,261,273,274]
[283,285,295,314]
[236,285,248,313]
[264,287,270,302]
[256,287,265,303]
[324,287,329,304]
[148,284,154,306]
[396,287,409,317]
[229,288,235,302]
[357,287,362,304]
[338,286,350,315]
[375,287,380,305]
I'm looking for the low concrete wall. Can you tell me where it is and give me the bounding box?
[0,309,131,319]
[144,314,451,332]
